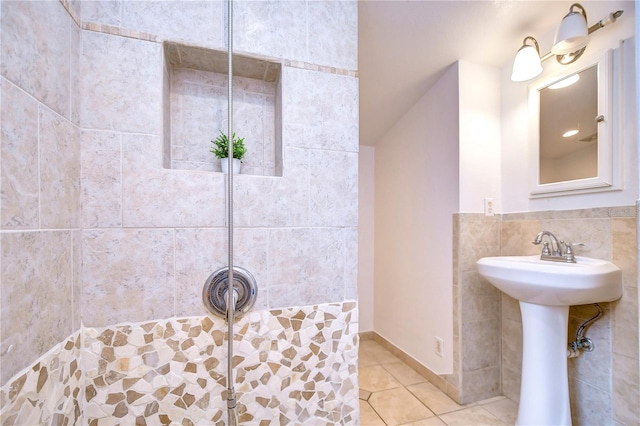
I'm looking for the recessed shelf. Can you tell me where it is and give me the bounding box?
[162,42,282,176]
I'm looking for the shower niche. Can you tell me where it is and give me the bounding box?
[163,42,283,177]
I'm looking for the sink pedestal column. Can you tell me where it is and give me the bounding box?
[517,302,571,426]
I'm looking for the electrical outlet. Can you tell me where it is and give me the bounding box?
[484,198,495,217]
[435,337,444,358]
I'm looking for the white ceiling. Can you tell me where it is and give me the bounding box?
[357,0,624,146]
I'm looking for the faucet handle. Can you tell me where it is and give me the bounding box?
[564,242,584,262]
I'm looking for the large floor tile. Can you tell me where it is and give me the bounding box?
[480,397,518,425]
[359,364,402,392]
[369,387,435,425]
[360,400,387,426]
[438,406,507,426]
[406,382,464,415]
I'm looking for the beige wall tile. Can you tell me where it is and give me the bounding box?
[539,218,611,260]
[233,1,307,63]
[122,133,226,227]
[612,217,638,288]
[267,228,346,308]
[500,220,540,255]
[81,130,122,228]
[309,150,358,227]
[39,106,80,229]
[0,2,71,118]
[307,1,358,70]
[1,78,39,228]
[0,231,74,382]
[461,319,500,372]
[612,353,640,425]
[282,67,359,152]
[80,31,161,134]
[81,1,122,27]
[233,147,309,227]
[122,1,224,48]
[612,286,638,358]
[460,271,500,323]
[81,228,175,326]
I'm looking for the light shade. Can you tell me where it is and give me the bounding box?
[552,4,589,55]
[511,37,543,82]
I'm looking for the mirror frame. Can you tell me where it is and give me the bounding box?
[528,49,618,197]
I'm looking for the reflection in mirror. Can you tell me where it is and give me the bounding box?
[539,66,597,184]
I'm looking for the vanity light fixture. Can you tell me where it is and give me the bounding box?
[510,4,623,82]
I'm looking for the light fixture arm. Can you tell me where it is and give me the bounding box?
[588,10,623,34]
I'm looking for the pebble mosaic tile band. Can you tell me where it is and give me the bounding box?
[1,301,359,425]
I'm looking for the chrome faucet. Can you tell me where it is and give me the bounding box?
[532,231,583,263]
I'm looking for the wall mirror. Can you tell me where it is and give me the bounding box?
[529,49,618,197]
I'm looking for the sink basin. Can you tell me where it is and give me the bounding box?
[477,255,622,306]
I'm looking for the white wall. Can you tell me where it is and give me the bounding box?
[458,61,502,213]
[374,64,459,373]
[501,1,637,213]
[358,145,375,332]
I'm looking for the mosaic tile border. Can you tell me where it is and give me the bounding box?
[1,302,359,425]
[0,333,83,426]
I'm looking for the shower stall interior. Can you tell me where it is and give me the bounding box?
[0,1,360,424]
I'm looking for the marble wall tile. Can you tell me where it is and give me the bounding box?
[569,379,612,426]
[0,231,73,383]
[612,353,640,425]
[612,286,638,358]
[344,227,358,300]
[282,67,359,152]
[70,16,81,125]
[0,1,71,118]
[122,133,226,227]
[1,78,39,229]
[80,31,161,134]
[233,1,307,63]
[81,0,122,27]
[39,106,80,229]
[122,1,224,48]
[612,217,638,288]
[460,271,501,323]
[72,230,82,331]
[174,227,269,317]
[268,228,346,308]
[233,147,309,227]
[539,218,611,260]
[500,220,540,256]
[458,215,501,272]
[459,367,501,404]
[461,318,500,372]
[81,228,175,327]
[309,150,358,227]
[81,130,122,228]
[307,1,357,70]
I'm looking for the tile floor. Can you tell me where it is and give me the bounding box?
[358,339,518,425]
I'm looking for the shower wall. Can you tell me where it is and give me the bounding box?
[1,1,359,423]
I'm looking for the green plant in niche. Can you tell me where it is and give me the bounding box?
[210,130,247,161]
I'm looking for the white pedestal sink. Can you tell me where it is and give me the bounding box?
[477,255,622,426]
